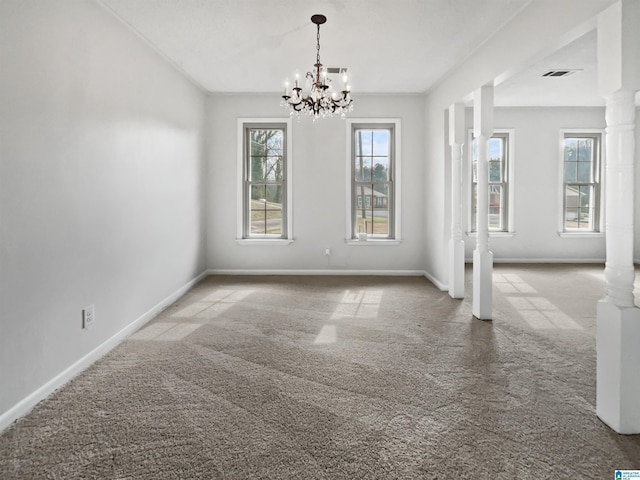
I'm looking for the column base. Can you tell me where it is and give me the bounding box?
[448,239,465,299]
[596,300,640,434]
[472,249,493,320]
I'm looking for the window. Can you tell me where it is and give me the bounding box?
[561,132,602,232]
[469,131,513,233]
[347,119,400,242]
[237,119,292,243]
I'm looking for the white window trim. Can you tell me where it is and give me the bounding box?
[557,128,605,236]
[345,118,402,245]
[465,128,515,236]
[236,118,294,245]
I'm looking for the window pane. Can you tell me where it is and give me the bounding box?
[264,185,283,234]
[489,138,503,161]
[249,129,284,182]
[354,183,391,236]
[578,139,593,162]
[249,185,282,235]
[372,157,389,182]
[250,157,265,181]
[355,157,372,181]
[489,185,503,230]
[265,156,283,181]
[250,184,265,202]
[471,184,477,231]
[488,160,501,182]
[250,129,283,156]
[564,162,577,183]
[564,138,578,161]
[564,207,579,229]
[372,184,390,235]
[355,130,372,155]
[565,185,593,230]
[249,184,267,233]
[577,162,591,182]
[250,136,267,157]
[372,130,390,155]
[354,193,371,235]
[266,131,283,155]
[565,186,580,209]
[250,209,266,234]
[579,185,591,208]
[579,207,592,228]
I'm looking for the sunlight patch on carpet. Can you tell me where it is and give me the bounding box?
[313,324,337,344]
[331,289,383,320]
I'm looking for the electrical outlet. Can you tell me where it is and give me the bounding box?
[324,247,331,256]
[82,305,95,329]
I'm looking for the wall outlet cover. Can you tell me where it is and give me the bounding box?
[82,305,95,329]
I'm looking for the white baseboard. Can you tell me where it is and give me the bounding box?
[0,270,209,434]
[464,257,606,264]
[208,268,450,293]
[423,271,448,291]
[207,268,426,276]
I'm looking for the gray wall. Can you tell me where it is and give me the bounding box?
[462,107,607,262]
[0,0,207,418]
[205,94,426,273]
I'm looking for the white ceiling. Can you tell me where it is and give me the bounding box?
[99,0,532,94]
[494,29,602,107]
[98,0,635,106]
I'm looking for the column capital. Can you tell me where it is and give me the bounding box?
[604,90,637,126]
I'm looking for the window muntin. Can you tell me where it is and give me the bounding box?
[562,134,601,232]
[351,125,395,239]
[243,125,287,238]
[471,133,509,232]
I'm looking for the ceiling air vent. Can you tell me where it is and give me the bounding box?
[541,69,582,78]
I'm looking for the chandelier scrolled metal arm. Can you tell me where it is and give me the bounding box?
[281,14,353,120]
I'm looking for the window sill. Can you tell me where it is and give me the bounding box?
[235,238,294,246]
[345,238,402,246]
[466,231,515,238]
[557,232,604,239]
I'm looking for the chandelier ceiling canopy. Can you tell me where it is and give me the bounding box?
[281,14,353,120]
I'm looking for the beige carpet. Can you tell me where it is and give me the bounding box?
[1,265,639,479]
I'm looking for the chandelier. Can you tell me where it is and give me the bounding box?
[281,14,353,120]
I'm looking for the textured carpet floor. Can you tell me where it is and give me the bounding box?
[1,265,639,479]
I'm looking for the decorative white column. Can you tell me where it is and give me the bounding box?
[596,0,640,434]
[603,91,636,307]
[472,85,494,320]
[449,103,465,299]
